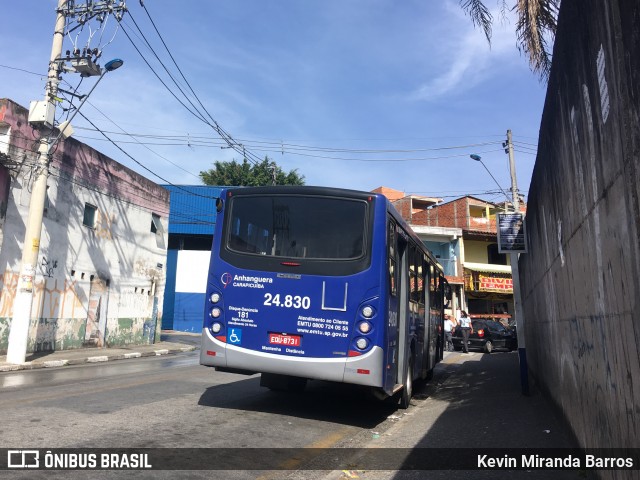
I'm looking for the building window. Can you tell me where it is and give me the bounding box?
[83,203,97,228]
[151,213,166,249]
[487,243,507,265]
[151,213,161,233]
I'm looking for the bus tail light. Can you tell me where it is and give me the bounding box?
[211,322,222,334]
[210,292,221,303]
[361,305,374,318]
[355,338,368,350]
[358,321,372,334]
[211,307,222,318]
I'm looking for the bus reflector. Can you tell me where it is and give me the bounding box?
[357,369,370,375]
[215,336,226,342]
[206,350,216,356]
[348,350,362,357]
[281,262,301,267]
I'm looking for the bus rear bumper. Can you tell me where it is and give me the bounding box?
[200,329,383,387]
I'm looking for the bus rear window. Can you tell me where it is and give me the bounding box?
[226,195,367,260]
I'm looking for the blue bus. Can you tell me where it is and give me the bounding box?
[200,186,450,407]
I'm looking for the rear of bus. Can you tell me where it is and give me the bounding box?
[200,186,388,389]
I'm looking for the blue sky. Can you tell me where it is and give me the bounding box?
[1,0,547,203]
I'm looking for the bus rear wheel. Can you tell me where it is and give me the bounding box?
[399,359,414,409]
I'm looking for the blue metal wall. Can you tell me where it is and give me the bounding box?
[164,185,223,235]
[161,249,178,330]
[171,292,206,332]
[162,185,223,331]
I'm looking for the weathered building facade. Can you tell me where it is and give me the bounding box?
[0,98,169,353]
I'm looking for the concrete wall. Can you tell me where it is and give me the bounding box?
[0,99,170,352]
[519,0,640,460]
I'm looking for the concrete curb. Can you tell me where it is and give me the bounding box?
[0,346,196,372]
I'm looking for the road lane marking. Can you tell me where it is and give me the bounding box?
[256,428,354,479]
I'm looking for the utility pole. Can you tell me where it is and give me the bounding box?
[6,0,67,364]
[6,0,126,364]
[505,129,529,395]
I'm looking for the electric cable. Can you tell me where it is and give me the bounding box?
[75,109,217,199]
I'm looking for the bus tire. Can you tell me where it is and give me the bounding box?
[399,358,414,409]
[425,368,434,381]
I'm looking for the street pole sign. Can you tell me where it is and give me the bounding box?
[497,213,527,254]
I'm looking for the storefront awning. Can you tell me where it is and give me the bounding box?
[463,262,512,274]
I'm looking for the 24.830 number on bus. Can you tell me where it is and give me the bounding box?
[264,293,311,310]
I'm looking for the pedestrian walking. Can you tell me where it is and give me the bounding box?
[444,315,456,352]
[458,310,473,353]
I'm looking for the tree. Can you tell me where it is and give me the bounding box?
[199,156,305,186]
[460,0,560,80]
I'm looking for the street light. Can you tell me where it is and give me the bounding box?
[5,59,124,365]
[54,59,124,146]
[469,154,513,209]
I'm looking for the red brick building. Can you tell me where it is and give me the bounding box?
[375,187,525,320]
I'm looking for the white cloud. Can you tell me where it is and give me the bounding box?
[410,2,522,101]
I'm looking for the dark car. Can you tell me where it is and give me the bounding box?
[452,319,517,353]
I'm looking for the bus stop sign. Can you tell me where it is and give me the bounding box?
[497,213,527,254]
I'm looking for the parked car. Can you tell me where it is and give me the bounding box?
[452,319,517,353]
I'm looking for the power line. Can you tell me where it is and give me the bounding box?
[75,110,217,199]
[70,126,502,152]
[0,64,46,77]
[118,8,263,167]
[84,100,201,180]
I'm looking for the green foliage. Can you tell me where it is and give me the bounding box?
[460,0,560,81]
[199,157,305,186]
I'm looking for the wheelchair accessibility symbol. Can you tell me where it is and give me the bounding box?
[228,328,242,345]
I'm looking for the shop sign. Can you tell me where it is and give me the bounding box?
[478,275,513,293]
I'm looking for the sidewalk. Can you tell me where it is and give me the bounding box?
[378,350,578,449]
[320,350,583,479]
[0,331,198,372]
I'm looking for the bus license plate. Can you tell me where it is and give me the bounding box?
[268,333,301,347]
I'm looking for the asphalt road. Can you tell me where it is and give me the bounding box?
[1,344,584,480]
[0,347,412,479]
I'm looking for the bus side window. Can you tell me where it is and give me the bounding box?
[388,220,397,296]
[429,263,436,307]
[417,256,426,306]
[433,274,441,310]
[409,244,419,304]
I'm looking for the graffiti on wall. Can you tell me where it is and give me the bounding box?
[40,257,59,278]
[0,270,158,353]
